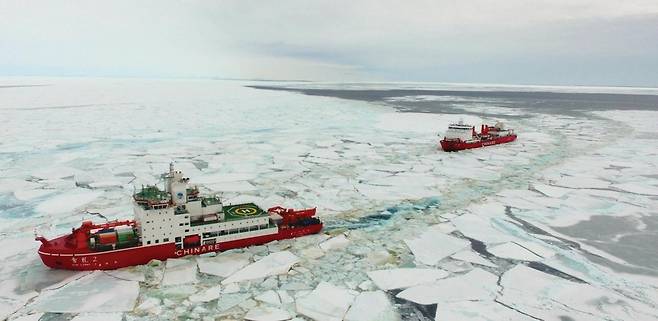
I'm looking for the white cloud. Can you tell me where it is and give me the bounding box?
[1,0,657,84]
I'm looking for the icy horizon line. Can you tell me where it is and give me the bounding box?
[1,75,658,93]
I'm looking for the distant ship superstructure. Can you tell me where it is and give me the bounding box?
[36,164,322,270]
[439,121,517,151]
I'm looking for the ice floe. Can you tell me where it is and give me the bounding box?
[30,272,139,313]
[344,291,399,321]
[70,312,123,321]
[499,264,658,320]
[244,306,292,321]
[35,189,102,215]
[189,285,222,303]
[296,282,356,321]
[222,251,299,284]
[434,301,536,321]
[404,228,470,265]
[397,268,498,305]
[488,242,543,261]
[319,234,350,251]
[161,258,198,286]
[367,268,449,290]
[197,251,252,277]
[255,290,282,306]
[450,250,497,268]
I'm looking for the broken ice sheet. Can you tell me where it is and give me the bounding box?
[189,285,222,303]
[161,258,198,286]
[217,293,251,312]
[487,242,543,261]
[296,282,356,321]
[396,268,498,305]
[29,272,139,313]
[499,264,658,320]
[404,228,469,265]
[70,312,123,321]
[318,234,350,251]
[345,291,399,321]
[222,251,299,284]
[434,300,536,321]
[450,250,496,268]
[367,268,449,290]
[244,306,292,321]
[35,189,103,215]
[197,251,251,277]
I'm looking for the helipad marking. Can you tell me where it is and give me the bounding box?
[233,206,258,216]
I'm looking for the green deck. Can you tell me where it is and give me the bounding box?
[223,203,268,222]
[135,185,169,201]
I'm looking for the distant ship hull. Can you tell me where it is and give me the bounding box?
[38,223,322,270]
[440,134,517,152]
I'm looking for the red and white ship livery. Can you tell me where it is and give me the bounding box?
[439,121,517,152]
[36,164,323,270]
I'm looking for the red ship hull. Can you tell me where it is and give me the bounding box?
[440,134,517,152]
[38,224,322,270]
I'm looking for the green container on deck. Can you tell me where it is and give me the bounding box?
[116,228,136,244]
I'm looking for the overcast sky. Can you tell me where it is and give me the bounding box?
[1,0,657,86]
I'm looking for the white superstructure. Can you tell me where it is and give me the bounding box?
[443,121,475,141]
[133,164,273,249]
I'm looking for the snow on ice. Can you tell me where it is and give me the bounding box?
[3,79,658,320]
[404,228,470,265]
[367,268,449,290]
[29,272,139,313]
[344,291,399,321]
[197,251,252,277]
[222,251,299,284]
[296,282,356,321]
[396,268,499,305]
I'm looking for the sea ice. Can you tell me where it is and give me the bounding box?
[189,285,222,302]
[367,268,449,290]
[7,313,44,321]
[105,267,145,282]
[30,272,139,313]
[255,290,281,306]
[244,306,292,321]
[499,264,658,320]
[344,291,399,321]
[197,251,252,277]
[611,182,658,196]
[450,211,515,244]
[450,250,497,268]
[319,234,350,251]
[296,282,356,321]
[434,301,536,321]
[396,268,498,305]
[404,228,469,265]
[488,242,543,261]
[533,183,570,198]
[552,176,610,189]
[35,189,102,215]
[135,297,162,314]
[69,312,123,321]
[222,251,299,284]
[161,258,198,286]
[217,293,251,312]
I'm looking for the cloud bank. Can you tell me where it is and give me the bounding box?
[1,0,657,85]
